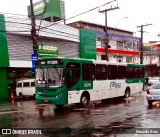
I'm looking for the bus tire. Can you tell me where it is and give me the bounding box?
[33,94,35,99]
[124,88,130,98]
[80,92,90,107]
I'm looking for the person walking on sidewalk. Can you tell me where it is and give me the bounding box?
[146,76,149,86]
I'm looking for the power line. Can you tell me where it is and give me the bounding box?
[0,20,31,26]
[39,29,98,43]
[0,24,31,31]
[40,29,79,41]
[39,0,117,30]
[1,0,117,41]
[0,18,140,46]
[0,18,31,27]
[40,27,78,37]
[0,21,80,41]
[0,0,117,44]
[0,12,30,23]
[0,30,30,33]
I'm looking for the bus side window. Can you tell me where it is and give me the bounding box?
[96,64,107,80]
[139,67,144,78]
[126,66,134,78]
[108,65,117,80]
[82,64,95,80]
[118,66,126,79]
[134,67,139,78]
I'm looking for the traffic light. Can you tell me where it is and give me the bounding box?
[107,45,111,48]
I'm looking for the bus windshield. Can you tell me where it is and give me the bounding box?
[35,67,64,88]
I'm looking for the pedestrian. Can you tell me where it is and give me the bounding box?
[146,76,149,86]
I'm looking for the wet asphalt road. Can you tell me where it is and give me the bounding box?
[0,91,160,137]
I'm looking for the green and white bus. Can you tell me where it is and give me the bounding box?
[35,57,145,107]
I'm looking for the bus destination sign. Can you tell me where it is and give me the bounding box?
[36,59,63,65]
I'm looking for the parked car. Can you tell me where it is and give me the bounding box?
[146,77,159,86]
[146,81,160,105]
[16,79,35,99]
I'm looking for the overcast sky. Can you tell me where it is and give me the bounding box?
[0,0,160,43]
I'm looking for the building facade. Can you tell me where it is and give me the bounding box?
[68,21,160,76]
[143,42,160,76]
[68,21,141,63]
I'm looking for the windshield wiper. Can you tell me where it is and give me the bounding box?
[39,66,46,81]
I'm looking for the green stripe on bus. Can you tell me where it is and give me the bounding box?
[127,64,145,67]
[126,78,145,83]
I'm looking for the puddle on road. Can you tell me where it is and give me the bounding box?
[73,117,142,136]
[72,105,110,116]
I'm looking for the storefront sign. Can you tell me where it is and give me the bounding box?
[38,44,58,57]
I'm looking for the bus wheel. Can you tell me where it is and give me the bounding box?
[80,93,90,107]
[125,88,130,98]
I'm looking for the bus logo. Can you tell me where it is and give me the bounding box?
[110,81,121,88]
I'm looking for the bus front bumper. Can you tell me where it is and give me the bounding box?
[35,94,67,105]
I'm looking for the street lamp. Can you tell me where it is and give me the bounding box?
[116,17,128,27]
[110,17,128,37]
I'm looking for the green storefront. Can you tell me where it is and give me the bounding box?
[79,29,96,59]
[0,14,9,99]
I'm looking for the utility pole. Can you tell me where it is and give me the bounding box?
[30,0,38,54]
[137,24,152,64]
[99,5,119,61]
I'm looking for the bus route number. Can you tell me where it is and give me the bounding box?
[84,83,91,88]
